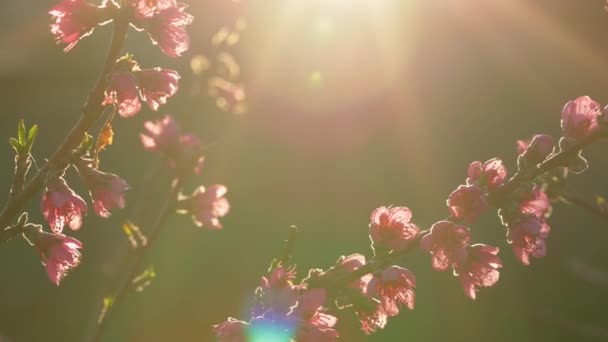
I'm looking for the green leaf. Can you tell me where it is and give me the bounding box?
[17,119,26,146]
[9,138,20,153]
[26,124,38,153]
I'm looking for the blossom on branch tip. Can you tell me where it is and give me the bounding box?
[103,72,141,117]
[420,220,471,271]
[516,134,555,166]
[467,158,507,191]
[104,68,180,117]
[369,206,419,253]
[180,185,230,229]
[519,186,551,219]
[507,216,550,265]
[76,164,129,218]
[131,2,194,57]
[561,96,601,141]
[41,176,87,234]
[455,244,502,300]
[49,0,115,52]
[366,266,416,316]
[447,184,489,224]
[24,227,83,286]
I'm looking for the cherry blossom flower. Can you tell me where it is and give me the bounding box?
[131,0,175,19]
[455,244,502,300]
[355,302,388,335]
[181,185,230,230]
[519,186,551,219]
[366,266,416,316]
[507,216,550,265]
[132,2,194,57]
[420,220,471,271]
[561,96,601,141]
[31,232,83,286]
[293,289,339,342]
[297,312,339,342]
[77,164,129,218]
[103,72,141,117]
[104,68,179,117]
[516,134,555,166]
[135,68,180,111]
[447,185,489,224]
[369,206,419,252]
[49,0,115,52]
[41,176,87,233]
[467,158,507,191]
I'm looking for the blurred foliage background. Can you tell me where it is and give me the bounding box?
[0,0,608,341]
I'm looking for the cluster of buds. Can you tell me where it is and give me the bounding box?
[50,0,193,57]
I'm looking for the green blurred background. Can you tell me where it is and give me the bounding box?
[0,0,607,341]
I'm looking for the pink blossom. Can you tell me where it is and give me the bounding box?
[49,0,114,52]
[41,176,87,234]
[455,244,502,300]
[561,96,601,141]
[367,266,415,316]
[140,115,181,153]
[104,68,179,117]
[466,158,507,191]
[35,234,83,285]
[508,216,550,265]
[519,186,551,219]
[294,289,339,342]
[103,72,141,117]
[516,134,555,165]
[133,2,194,57]
[254,266,303,319]
[420,220,471,271]
[135,68,180,111]
[213,318,248,342]
[77,165,129,218]
[131,0,176,19]
[356,304,388,335]
[297,312,339,342]
[369,206,419,252]
[183,185,230,229]
[447,184,489,224]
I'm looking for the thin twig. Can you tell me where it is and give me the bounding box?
[86,177,184,342]
[561,192,608,223]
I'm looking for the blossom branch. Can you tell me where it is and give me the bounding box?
[489,132,603,206]
[86,176,185,342]
[0,15,130,239]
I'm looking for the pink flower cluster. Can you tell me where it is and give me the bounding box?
[141,115,205,174]
[50,0,193,57]
[214,266,339,342]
